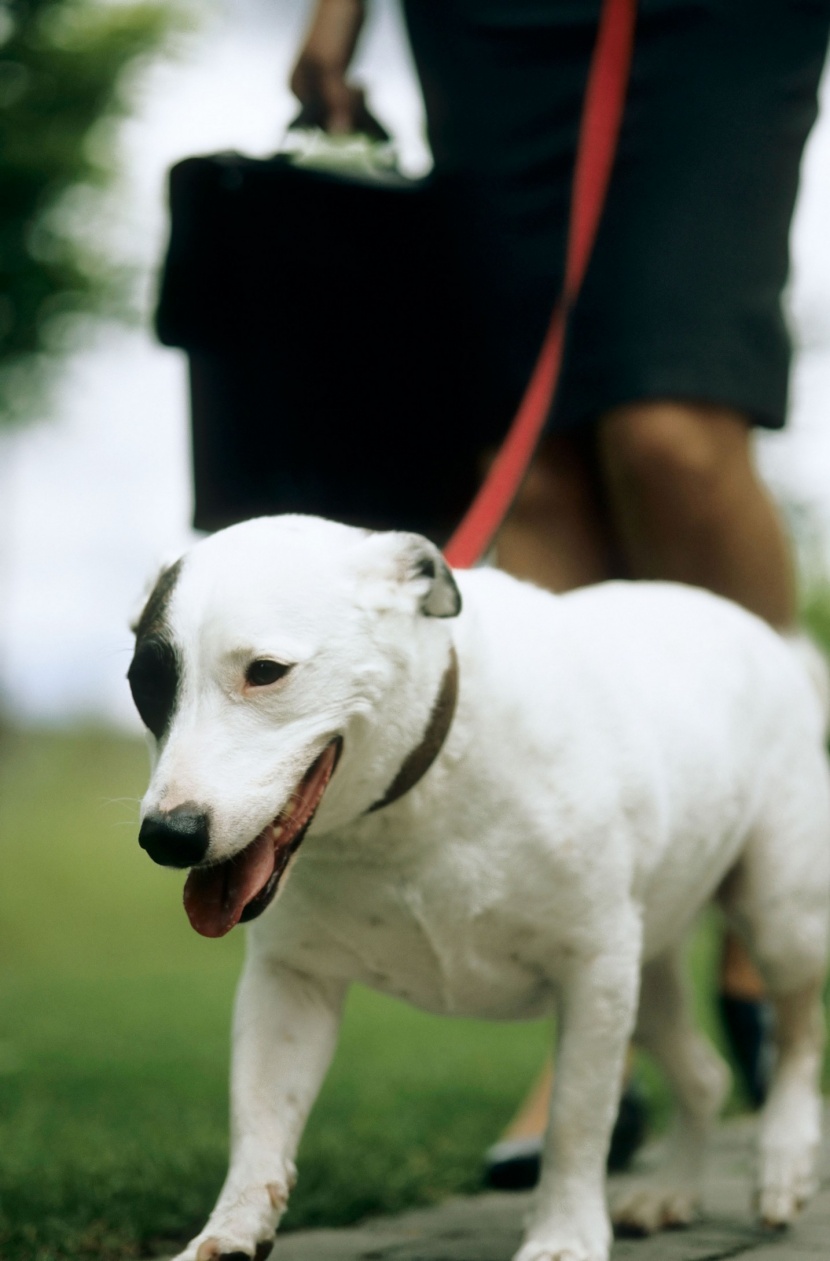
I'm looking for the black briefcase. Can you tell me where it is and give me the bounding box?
[155,145,511,540]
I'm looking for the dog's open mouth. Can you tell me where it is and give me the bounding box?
[183,738,342,938]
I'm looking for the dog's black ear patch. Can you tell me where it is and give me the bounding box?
[129,559,183,738]
[131,559,182,640]
[128,635,180,739]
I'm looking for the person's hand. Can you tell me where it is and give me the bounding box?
[290,0,368,134]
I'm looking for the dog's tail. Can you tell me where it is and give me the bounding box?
[786,630,830,739]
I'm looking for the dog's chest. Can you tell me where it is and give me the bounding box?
[268,847,566,1020]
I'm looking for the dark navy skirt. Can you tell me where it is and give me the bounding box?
[403,0,830,434]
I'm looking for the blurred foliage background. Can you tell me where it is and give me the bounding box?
[0,0,182,425]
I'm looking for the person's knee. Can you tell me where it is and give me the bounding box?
[497,436,615,590]
[597,401,752,520]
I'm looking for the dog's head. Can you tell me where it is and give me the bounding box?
[129,516,461,938]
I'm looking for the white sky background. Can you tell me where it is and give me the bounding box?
[1,0,830,728]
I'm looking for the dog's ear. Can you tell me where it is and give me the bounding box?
[395,535,462,618]
[357,531,462,618]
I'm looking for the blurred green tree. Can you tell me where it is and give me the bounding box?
[0,0,181,423]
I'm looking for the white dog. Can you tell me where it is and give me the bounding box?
[129,515,830,1261]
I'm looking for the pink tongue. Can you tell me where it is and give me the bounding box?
[184,829,276,939]
[182,741,340,939]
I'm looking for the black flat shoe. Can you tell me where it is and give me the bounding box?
[718,993,774,1108]
[482,1135,545,1191]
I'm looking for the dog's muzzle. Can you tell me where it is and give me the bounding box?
[180,738,343,939]
[139,806,210,868]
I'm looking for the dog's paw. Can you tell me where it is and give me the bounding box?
[611,1183,699,1235]
[187,1242,273,1261]
[171,1178,290,1261]
[513,1215,610,1261]
[757,1141,818,1228]
[171,1238,273,1261]
[513,1239,607,1261]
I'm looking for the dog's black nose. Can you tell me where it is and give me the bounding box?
[139,807,210,868]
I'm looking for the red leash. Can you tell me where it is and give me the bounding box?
[443,0,638,569]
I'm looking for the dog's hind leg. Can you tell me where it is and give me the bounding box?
[612,943,731,1235]
[755,980,825,1226]
[719,791,830,1227]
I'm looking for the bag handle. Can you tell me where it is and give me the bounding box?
[281,104,402,185]
[443,0,638,569]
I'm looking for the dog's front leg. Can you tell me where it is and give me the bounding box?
[516,931,641,1261]
[173,953,346,1261]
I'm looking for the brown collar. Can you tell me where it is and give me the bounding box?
[368,647,459,814]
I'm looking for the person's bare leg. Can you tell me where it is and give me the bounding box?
[501,1064,556,1142]
[720,932,767,1001]
[596,401,797,628]
[495,434,618,590]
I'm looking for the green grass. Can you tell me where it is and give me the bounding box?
[803,583,830,651]
[0,725,822,1260]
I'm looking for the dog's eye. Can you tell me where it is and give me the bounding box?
[245,659,292,688]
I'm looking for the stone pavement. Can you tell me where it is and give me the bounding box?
[153,1112,830,1261]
